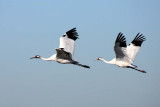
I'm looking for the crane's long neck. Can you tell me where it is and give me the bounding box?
[40,57,52,61]
[40,54,56,61]
[100,58,115,65]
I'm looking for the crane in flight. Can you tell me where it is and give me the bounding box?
[95,32,146,73]
[30,28,90,68]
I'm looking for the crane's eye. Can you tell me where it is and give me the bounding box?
[35,55,40,58]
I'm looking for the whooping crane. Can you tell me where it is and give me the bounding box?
[95,32,146,73]
[30,28,90,68]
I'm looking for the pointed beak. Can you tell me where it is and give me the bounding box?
[93,58,98,61]
[30,57,35,59]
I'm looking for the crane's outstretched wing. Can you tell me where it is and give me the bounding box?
[55,48,72,60]
[114,32,129,62]
[59,28,79,58]
[127,33,146,63]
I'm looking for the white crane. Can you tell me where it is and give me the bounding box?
[95,32,146,73]
[30,28,90,68]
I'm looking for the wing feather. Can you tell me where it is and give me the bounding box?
[55,48,72,60]
[59,28,79,58]
[114,32,128,61]
[127,33,146,63]
[114,32,130,63]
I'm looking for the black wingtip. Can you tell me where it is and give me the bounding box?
[131,33,146,46]
[66,28,79,41]
[115,32,127,47]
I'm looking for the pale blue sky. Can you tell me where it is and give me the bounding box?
[0,0,160,107]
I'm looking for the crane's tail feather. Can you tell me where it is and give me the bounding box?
[73,63,90,68]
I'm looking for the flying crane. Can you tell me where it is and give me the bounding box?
[30,28,90,68]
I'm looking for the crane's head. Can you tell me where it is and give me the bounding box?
[30,55,41,59]
[94,57,102,61]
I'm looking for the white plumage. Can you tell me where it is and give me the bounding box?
[96,32,146,73]
[59,31,77,57]
[30,28,90,68]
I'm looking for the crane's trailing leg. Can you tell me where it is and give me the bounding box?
[72,60,90,68]
[127,66,146,73]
